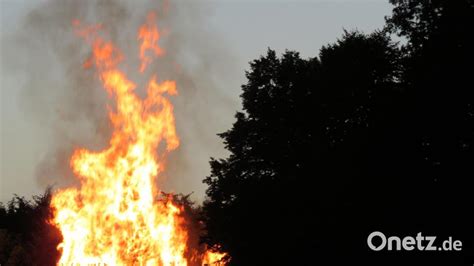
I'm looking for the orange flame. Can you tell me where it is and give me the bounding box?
[202,249,228,266]
[50,13,227,266]
[138,12,164,73]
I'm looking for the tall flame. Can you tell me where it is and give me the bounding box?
[51,12,226,266]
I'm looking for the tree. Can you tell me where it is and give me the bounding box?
[203,31,403,265]
[203,1,474,264]
[0,189,62,265]
[384,1,474,263]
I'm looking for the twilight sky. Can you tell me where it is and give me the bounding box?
[0,0,392,203]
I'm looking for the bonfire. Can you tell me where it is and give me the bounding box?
[50,11,227,266]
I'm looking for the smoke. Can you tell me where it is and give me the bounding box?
[7,0,238,201]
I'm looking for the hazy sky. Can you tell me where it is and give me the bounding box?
[0,0,392,203]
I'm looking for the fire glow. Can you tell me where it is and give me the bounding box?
[50,12,227,266]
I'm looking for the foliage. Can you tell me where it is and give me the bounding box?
[203,1,474,265]
[0,189,62,266]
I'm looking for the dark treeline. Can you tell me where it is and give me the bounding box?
[0,189,61,265]
[202,0,473,265]
[1,0,473,265]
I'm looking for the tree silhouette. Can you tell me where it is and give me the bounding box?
[0,189,62,265]
[203,30,407,265]
[202,1,473,265]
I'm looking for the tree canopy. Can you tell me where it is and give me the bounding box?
[203,1,474,265]
[0,190,61,265]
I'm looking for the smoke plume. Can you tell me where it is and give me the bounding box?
[6,0,237,201]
